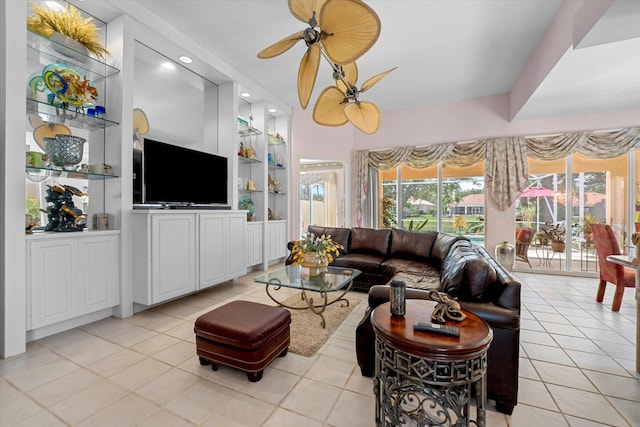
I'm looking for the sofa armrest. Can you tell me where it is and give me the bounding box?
[459,301,519,330]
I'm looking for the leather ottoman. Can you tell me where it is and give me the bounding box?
[194,300,291,382]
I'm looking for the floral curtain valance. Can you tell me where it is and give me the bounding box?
[356,127,640,220]
[525,128,640,160]
[366,140,487,170]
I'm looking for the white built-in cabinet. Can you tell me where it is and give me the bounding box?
[246,222,264,266]
[132,210,246,307]
[266,220,288,261]
[199,212,246,285]
[27,232,119,331]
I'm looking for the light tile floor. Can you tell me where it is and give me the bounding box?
[1,270,638,426]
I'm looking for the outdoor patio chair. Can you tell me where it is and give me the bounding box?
[515,227,533,268]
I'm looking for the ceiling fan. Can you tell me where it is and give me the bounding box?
[258,0,395,134]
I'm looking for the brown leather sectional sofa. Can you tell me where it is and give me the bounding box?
[290,225,521,414]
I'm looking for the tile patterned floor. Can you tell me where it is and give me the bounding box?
[1,270,638,426]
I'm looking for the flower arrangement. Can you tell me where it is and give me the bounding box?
[290,232,343,266]
[27,2,110,60]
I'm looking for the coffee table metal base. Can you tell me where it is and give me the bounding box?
[374,337,488,427]
[264,279,353,329]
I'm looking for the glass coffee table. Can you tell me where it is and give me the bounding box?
[254,265,361,328]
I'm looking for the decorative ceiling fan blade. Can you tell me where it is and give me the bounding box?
[344,101,380,134]
[319,0,381,65]
[32,122,71,151]
[360,67,397,93]
[298,43,321,109]
[29,116,46,129]
[336,62,358,93]
[313,86,348,126]
[258,30,305,59]
[289,0,326,24]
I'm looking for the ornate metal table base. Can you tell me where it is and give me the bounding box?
[374,337,488,427]
[265,278,352,328]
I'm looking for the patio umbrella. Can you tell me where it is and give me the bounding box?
[520,187,558,198]
[520,187,559,228]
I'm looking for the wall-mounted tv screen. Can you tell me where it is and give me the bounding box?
[140,139,228,207]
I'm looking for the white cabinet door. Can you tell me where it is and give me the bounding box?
[266,221,288,261]
[151,214,196,303]
[246,222,263,266]
[226,213,246,279]
[77,235,118,315]
[199,214,225,287]
[28,239,78,329]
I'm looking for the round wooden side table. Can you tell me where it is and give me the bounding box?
[372,299,493,427]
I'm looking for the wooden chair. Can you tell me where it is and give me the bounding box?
[591,223,635,311]
[515,227,533,268]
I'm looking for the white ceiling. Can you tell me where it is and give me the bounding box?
[83,0,640,122]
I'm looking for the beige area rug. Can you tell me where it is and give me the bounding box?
[280,293,362,357]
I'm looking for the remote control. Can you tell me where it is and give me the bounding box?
[413,322,460,337]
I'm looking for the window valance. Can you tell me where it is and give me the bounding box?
[355,127,640,221]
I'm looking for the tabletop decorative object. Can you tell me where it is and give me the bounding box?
[428,290,466,323]
[290,232,343,276]
[42,184,87,232]
[27,2,111,60]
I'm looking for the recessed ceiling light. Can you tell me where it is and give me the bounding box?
[178,55,192,64]
[268,108,277,113]
[240,92,251,98]
[45,1,65,11]
[161,62,176,70]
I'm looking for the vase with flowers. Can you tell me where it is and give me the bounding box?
[290,232,343,276]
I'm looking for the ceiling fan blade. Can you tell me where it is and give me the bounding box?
[336,62,358,93]
[360,67,397,93]
[298,43,321,109]
[313,86,348,126]
[319,0,381,64]
[289,0,326,24]
[258,30,305,59]
[344,101,380,134]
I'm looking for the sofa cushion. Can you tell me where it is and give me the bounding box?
[430,234,466,268]
[333,253,385,274]
[379,258,436,278]
[440,246,497,301]
[389,229,437,262]
[349,227,391,257]
[308,225,350,255]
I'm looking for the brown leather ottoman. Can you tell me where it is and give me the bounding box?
[194,300,291,382]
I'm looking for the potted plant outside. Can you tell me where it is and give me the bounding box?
[582,213,598,243]
[543,224,566,253]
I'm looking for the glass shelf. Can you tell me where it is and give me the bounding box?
[268,164,286,170]
[268,191,287,196]
[238,155,262,164]
[240,189,262,194]
[27,99,119,130]
[27,30,119,79]
[238,123,262,137]
[26,166,118,181]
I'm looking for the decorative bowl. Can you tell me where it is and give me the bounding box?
[44,134,86,166]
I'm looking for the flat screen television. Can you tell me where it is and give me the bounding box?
[136,139,228,207]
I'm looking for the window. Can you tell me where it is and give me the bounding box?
[379,162,485,245]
